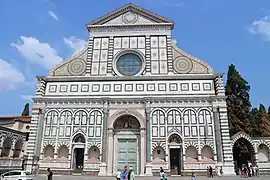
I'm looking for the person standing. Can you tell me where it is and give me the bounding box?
[209,166,213,178]
[121,166,128,180]
[128,167,135,180]
[116,169,121,180]
[47,168,53,180]
[191,172,197,180]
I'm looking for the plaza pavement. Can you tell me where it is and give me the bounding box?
[34,175,268,180]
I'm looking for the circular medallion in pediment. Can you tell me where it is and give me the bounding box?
[122,12,138,24]
[173,56,193,74]
[68,58,86,76]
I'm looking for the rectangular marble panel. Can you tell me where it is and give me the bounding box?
[122,37,129,48]
[150,36,158,48]
[147,83,155,91]
[93,38,101,49]
[136,84,144,91]
[70,85,78,92]
[130,37,137,48]
[159,61,168,74]
[151,61,159,74]
[114,84,122,92]
[60,85,67,92]
[199,126,205,136]
[192,83,200,91]
[101,38,109,49]
[199,114,204,124]
[89,127,94,137]
[91,63,99,75]
[159,49,167,60]
[114,38,121,49]
[181,83,189,91]
[159,36,167,48]
[89,116,95,125]
[169,83,178,91]
[99,62,107,75]
[49,85,57,92]
[59,127,64,136]
[100,50,108,61]
[184,126,190,136]
[92,50,100,62]
[159,126,165,137]
[151,49,159,60]
[125,84,133,92]
[152,116,158,125]
[203,83,211,91]
[103,84,111,92]
[158,83,166,91]
[138,37,145,48]
[66,127,71,136]
[152,126,158,137]
[92,84,100,92]
[96,126,101,137]
[191,126,197,136]
[208,126,213,136]
[81,84,89,92]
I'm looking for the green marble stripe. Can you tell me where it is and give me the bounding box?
[146,112,151,162]
[101,109,108,162]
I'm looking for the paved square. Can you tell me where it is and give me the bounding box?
[33,175,267,180]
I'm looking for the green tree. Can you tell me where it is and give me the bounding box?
[21,103,30,116]
[250,107,261,137]
[259,104,270,137]
[225,64,252,136]
[268,106,270,118]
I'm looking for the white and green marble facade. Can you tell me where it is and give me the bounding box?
[26,4,238,176]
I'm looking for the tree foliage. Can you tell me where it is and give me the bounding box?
[250,108,261,137]
[259,104,270,137]
[21,103,30,116]
[225,64,252,136]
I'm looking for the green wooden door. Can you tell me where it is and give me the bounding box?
[117,139,137,173]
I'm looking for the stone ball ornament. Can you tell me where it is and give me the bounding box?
[173,56,193,74]
[68,58,86,76]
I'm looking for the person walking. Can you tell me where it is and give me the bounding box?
[191,172,197,180]
[47,168,53,180]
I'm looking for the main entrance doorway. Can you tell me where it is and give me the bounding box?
[113,115,141,174]
[74,148,84,172]
[168,134,183,175]
[117,139,137,173]
[170,149,181,175]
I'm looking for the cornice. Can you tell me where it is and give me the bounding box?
[33,95,225,104]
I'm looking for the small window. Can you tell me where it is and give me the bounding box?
[157,150,161,154]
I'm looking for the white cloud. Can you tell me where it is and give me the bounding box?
[48,11,58,21]
[63,36,87,54]
[20,94,34,101]
[249,15,270,41]
[11,36,63,69]
[0,59,25,92]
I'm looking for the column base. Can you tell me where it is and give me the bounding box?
[98,162,107,176]
[222,162,235,176]
[145,163,153,176]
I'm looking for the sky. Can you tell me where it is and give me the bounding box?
[0,0,270,116]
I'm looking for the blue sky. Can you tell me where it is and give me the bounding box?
[0,0,270,116]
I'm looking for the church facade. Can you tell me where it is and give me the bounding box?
[26,4,235,176]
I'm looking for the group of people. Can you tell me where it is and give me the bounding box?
[116,166,135,180]
[241,165,259,178]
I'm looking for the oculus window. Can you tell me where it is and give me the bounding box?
[116,53,142,76]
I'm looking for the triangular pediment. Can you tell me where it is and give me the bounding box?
[87,3,174,27]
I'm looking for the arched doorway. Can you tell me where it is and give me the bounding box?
[168,133,183,175]
[232,137,255,174]
[72,133,86,173]
[113,115,140,174]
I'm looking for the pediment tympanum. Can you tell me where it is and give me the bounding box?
[87,3,174,28]
[172,40,214,74]
[49,46,88,76]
